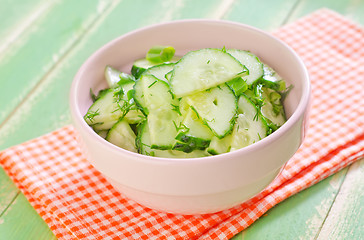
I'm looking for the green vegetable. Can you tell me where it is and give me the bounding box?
[146,45,176,63]
[84,46,291,157]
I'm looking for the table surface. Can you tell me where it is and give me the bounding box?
[1,0,364,239]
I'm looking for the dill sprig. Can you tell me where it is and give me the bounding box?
[84,109,100,123]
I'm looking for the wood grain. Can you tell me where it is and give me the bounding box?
[317,159,364,240]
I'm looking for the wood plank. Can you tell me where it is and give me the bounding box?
[222,0,299,30]
[0,0,48,52]
[231,169,348,240]
[0,0,116,126]
[0,0,224,150]
[0,167,19,215]
[0,193,56,239]
[0,0,227,238]
[316,159,364,240]
[228,1,364,239]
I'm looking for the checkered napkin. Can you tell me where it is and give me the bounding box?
[1,9,364,240]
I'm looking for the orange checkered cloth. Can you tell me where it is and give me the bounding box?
[1,9,364,239]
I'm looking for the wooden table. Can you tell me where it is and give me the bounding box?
[1,1,363,239]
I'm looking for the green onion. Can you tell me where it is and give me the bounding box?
[269,91,281,104]
[226,77,248,96]
[118,72,135,86]
[146,45,175,63]
[276,80,286,92]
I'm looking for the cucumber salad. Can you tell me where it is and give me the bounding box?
[84,46,291,158]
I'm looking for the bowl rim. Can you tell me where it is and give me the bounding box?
[70,19,311,164]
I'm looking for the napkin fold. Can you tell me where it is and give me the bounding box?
[1,9,363,240]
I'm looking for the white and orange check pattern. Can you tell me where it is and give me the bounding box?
[1,9,363,240]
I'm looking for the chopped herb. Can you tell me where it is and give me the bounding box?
[253,110,259,121]
[84,109,100,123]
[90,88,97,102]
[257,133,262,140]
[148,80,157,88]
[171,104,181,115]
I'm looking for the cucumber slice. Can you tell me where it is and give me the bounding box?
[185,84,237,138]
[105,65,121,88]
[123,109,145,124]
[173,108,214,152]
[136,121,152,155]
[133,74,181,149]
[156,149,210,158]
[142,63,175,83]
[95,130,108,139]
[84,89,123,131]
[105,65,135,88]
[131,56,179,79]
[206,134,233,155]
[133,75,178,115]
[226,49,263,85]
[260,87,286,129]
[137,121,209,158]
[170,48,248,97]
[148,111,179,150]
[165,70,173,82]
[106,119,137,152]
[230,95,268,151]
[258,64,286,91]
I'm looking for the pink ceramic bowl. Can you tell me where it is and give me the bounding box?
[70,19,310,214]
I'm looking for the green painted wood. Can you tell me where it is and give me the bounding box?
[0,0,116,126]
[223,0,299,30]
[230,1,364,239]
[0,167,19,215]
[0,0,225,151]
[0,0,47,45]
[316,159,364,240]
[0,0,230,238]
[231,169,348,240]
[0,193,57,240]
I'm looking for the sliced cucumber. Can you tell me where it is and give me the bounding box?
[185,84,237,138]
[156,149,210,158]
[170,48,248,97]
[173,108,214,152]
[95,130,108,139]
[148,110,179,150]
[106,119,137,152]
[137,121,209,158]
[133,74,178,115]
[123,108,145,124]
[133,74,180,149]
[85,46,289,157]
[226,49,263,85]
[105,65,121,88]
[206,134,233,155]
[135,121,152,155]
[230,95,268,151]
[131,56,179,79]
[84,89,123,131]
[260,87,286,129]
[165,70,173,82]
[105,65,135,88]
[258,64,286,91]
[142,63,175,83]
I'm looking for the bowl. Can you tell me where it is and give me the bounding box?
[69,19,310,214]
